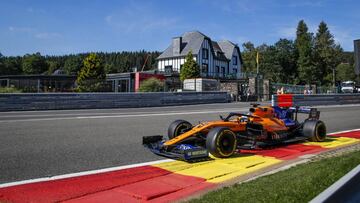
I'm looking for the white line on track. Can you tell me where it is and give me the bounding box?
[1,128,359,189]
[0,108,247,123]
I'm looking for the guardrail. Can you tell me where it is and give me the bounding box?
[0,92,231,111]
[310,164,360,203]
[272,94,360,107]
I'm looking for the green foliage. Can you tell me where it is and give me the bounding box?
[0,87,22,93]
[274,39,298,83]
[0,51,160,76]
[180,51,200,81]
[336,63,356,81]
[22,52,48,74]
[47,61,61,75]
[64,56,83,75]
[241,42,257,72]
[76,53,106,92]
[314,21,343,85]
[295,20,317,85]
[138,77,164,92]
[190,150,360,203]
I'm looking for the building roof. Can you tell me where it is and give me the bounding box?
[157,31,242,63]
[157,31,206,59]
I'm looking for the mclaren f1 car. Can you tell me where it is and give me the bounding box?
[143,104,327,161]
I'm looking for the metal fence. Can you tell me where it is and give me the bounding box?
[272,83,339,95]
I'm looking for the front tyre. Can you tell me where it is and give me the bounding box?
[168,120,192,139]
[303,120,327,142]
[206,127,237,158]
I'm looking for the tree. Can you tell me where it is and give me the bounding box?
[180,51,200,81]
[295,20,316,85]
[47,61,61,75]
[76,53,106,92]
[241,42,257,72]
[3,56,22,75]
[0,53,4,75]
[336,63,356,82]
[64,55,83,75]
[22,52,48,74]
[138,77,164,92]
[257,44,282,82]
[314,21,342,85]
[274,39,297,83]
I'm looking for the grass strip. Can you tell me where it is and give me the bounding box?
[189,150,360,203]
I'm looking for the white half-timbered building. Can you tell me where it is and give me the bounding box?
[157,31,243,79]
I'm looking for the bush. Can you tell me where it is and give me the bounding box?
[138,77,164,92]
[0,87,22,93]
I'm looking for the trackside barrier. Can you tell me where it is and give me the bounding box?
[272,94,360,107]
[0,92,231,111]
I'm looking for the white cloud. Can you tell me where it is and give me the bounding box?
[8,26,34,33]
[8,26,62,40]
[105,4,179,33]
[288,1,324,8]
[26,7,46,14]
[277,26,297,39]
[35,32,62,39]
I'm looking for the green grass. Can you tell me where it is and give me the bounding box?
[189,150,360,203]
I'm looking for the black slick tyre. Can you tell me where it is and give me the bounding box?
[167,120,192,139]
[206,127,237,158]
[303,120,327,142]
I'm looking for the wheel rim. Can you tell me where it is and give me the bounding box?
[218,130,236,156]
[175,123,191,136]
[316,123,326,141]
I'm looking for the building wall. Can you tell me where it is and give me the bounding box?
[157,39,241,78]
[229,48,242,74]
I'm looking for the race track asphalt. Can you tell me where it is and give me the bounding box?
[0,102,359,183]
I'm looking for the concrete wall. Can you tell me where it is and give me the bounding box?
[0,92,231,111]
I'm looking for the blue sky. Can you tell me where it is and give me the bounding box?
[1,0,359,56]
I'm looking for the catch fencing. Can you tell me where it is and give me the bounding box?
[0,92,231,111]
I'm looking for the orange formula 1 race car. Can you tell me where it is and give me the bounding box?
[143,104,326,161]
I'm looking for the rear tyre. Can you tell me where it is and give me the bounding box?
[303,120,327,142]
[168,120,192,139]
[206,127,237,158]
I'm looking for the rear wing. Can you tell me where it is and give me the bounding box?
[288,106,320,119]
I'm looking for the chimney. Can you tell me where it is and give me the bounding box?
[173,37,182,55]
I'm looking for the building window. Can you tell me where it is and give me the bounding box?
[165,66,173,75]
[180,64,183,72]
[202,48,209,59]
[202,63,208,74]
[232,56,237,65]
[233,69,238,73]
[221,67,225,77]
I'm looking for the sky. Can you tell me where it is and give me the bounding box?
[1,0,360,56]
